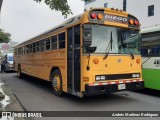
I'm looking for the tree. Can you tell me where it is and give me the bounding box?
[34,0,72,18]
[0,29,11,43]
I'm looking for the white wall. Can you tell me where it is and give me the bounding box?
[127,0,160,27]
[85,0,123,11]
[84,0,160,27]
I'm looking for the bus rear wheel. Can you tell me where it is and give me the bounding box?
[17,65,22,78]
[51,69,64,96]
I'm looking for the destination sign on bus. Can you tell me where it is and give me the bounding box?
[105,14,128,24]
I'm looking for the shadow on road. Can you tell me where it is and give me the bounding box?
[12,74,53,93]
[10,74,136,104]
[133,88,160,98]
[2,72,159,111]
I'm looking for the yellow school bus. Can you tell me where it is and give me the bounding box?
[14,8,144,97]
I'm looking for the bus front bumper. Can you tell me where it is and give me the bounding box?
[84,80,144,96]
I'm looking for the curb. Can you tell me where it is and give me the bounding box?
[0,82,28,120]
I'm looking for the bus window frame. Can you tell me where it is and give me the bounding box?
[51,35,58,50]
[58,31,66,49]
[45,37,51,51]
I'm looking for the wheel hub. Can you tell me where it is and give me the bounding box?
[52,78,58,87]
[52,75,60,91]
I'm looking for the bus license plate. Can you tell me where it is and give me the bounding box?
[118,84,126,90]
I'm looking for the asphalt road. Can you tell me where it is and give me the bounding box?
[1,72,160,120]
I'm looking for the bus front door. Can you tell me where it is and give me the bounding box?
[67,25,81,95]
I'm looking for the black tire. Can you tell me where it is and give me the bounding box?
[1,65,5,73]
[4,66,7,73]
[17,65,23,78]
[50,69,64,96]
[1,65,3,72]
[0,65,2,73]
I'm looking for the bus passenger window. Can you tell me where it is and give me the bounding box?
[41,40,45,52]
[46,38,51,50]
[24,46,27,54]
[26,45,29,54]
[58,32,65,49]
[36,41,40,52]
[51,35,57,50]
[29,44,33,53]
[18,47,23,55]
[33,43,36,53]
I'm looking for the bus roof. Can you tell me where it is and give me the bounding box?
[14,8,138,48]
[15,14,82,47]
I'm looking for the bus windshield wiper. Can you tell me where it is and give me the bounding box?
[103,31,113,59]
[121,35,134,59]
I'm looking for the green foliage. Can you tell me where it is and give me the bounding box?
[0,29,11,43]
[34,0,72,18]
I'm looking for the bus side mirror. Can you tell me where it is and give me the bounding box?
[85,46,97,53]
[83,24,92,47]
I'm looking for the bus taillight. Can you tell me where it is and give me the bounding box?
[129,19,134,25]
[134,20,139,26]
[97,13,103,20]
[90,13,97,19]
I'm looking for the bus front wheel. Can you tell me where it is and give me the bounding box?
[51,69,64,96]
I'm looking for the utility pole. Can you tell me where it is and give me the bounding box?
[0,0,3,13]
[0,0,3,27]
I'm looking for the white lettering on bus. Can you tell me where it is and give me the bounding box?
[105,15,128,22]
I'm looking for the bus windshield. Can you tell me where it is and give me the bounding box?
[84,24,141,55]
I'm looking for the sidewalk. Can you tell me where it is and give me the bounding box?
[0,75,27,120]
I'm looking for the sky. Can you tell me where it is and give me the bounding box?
[0,0,84,43]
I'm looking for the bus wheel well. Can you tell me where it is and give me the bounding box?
[50,67,60,81]
[18,64,21,70]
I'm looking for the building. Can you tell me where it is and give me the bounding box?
[0,41,18,56]
[84,0,160,27]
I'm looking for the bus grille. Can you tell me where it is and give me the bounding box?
[95,73,140,81]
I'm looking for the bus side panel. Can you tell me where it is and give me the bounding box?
[143,68,160,90]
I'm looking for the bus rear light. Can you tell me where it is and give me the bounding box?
[97,13,103,20]
[129,19,134,25]
[90,13,97,19]
[83,77,89,82]
[136,58,140,64]
[93,58,99,64]
[134,20,139,26]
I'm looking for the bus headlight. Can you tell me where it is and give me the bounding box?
[96,76,101,80]
[101,76,105,80]
[132,73,140,78]
[96,76,106,81]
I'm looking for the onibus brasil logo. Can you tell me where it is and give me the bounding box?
[1,112,42,119]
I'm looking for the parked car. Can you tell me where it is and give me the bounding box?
[1,53,14,72]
